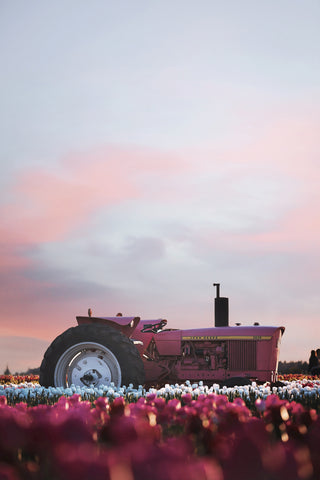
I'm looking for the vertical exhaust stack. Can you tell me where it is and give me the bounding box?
[213,283,229,327]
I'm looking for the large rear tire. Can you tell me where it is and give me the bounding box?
[39,324,145,388]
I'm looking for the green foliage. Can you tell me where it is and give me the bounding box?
[278,360,309,374]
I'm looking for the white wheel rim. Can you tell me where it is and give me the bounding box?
[54,341,122,388]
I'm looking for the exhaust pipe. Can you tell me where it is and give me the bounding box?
[213,283,229,327]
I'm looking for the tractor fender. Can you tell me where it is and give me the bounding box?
[76,315,140,337]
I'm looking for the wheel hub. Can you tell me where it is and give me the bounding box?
[54,342,122,388]
[70,352,112,387]
[80,369,102,387]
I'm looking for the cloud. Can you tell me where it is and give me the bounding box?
[2,156,134,244]
[1,145,184,245]
[0,257,131,338]
[180,112,320,251]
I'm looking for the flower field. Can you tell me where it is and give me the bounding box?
[1,376,320,479]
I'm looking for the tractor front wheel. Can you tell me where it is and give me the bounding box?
[39,324,145,388]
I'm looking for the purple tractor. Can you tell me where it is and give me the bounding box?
[40,284,285,388]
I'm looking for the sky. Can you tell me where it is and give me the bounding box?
[0,1,319,373]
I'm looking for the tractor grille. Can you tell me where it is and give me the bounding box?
[227,340,257,371]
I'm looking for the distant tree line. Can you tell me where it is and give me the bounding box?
[2,366,40,376]
[278,361,309,374]
[22,367,40,375]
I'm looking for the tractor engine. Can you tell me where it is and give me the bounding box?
[181,340,227,370]
[142,332,231,383]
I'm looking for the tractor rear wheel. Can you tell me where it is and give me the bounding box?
[39,324,145,388]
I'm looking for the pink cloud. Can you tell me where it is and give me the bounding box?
[0,243,33,270]
[2,161,136,244]
[0,145,185,342]
[239,117,320,251]
[1,146,184,245]
[185,111,320,254]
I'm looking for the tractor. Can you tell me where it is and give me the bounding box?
[39,284,285,388]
